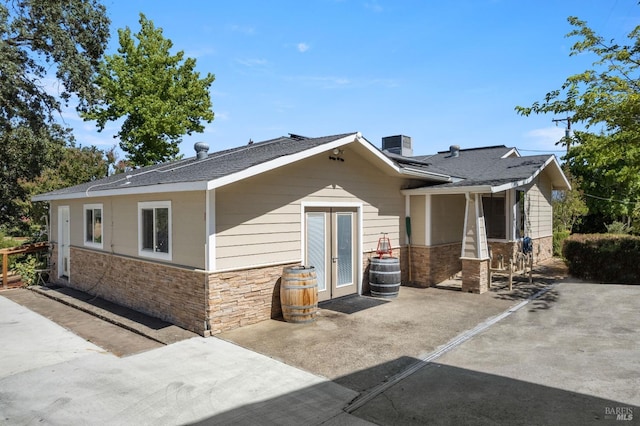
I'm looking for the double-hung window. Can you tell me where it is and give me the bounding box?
[138,201,171,260]
[84,204,103,248]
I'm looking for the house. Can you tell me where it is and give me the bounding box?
[33,132,569,335]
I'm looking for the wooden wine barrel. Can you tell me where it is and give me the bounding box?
[280,265,318,323]
[369,257,401,298]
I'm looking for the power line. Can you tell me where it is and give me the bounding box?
[518,148,566,153]
[583,193,636,205]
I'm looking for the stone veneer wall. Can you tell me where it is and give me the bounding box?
[533,236,553,262]
[207,262,298,335]
[69,247,208,335]
[461,258,490,294]
[488,236,553,267]
[488,241,517,269]
[402,243,462,288]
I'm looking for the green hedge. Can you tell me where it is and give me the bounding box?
[562,234,640,284]
[553,230,571,257]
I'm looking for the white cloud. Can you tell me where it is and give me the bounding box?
[524,126,566,151]
[364,1,383,13]
[289,75,398,90]
[228,24,255,35]
[184,46,216,59]
[213,111,229,121]
[297,42,310,53]
[235,57,268,67]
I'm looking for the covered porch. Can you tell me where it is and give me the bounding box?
[401,181,554,293]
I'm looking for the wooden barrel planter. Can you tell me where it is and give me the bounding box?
[369,256,401,298]
[280,265,318,323]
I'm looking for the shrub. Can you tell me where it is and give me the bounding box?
[605,221,630,234]
[12,255,40,286]
[553,230,571,257]
[562,234,640,284]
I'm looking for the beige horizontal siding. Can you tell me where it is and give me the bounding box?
[50,192,206,269]
[409,195,426,246]
[525,173,553,239]
[215,148,407,271]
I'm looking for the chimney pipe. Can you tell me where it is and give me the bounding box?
[450,145,460,158]
[194,142,209,160]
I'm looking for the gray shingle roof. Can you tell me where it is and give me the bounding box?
[35,133,356,198]
[34,133,563,201]
[391,145,554,189]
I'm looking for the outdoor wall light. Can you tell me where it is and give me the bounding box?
[329,148,345,162]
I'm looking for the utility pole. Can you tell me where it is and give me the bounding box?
[552,116,572,155]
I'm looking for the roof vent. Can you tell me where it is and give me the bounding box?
[194,142,209,160]
[382,135,413,157]
[450,145,460,158]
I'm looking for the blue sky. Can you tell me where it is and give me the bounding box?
[67,0,639,159]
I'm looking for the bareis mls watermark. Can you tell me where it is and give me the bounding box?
[604,406,634,421]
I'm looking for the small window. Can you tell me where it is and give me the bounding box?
[84,204,103,248]
[138,201,171,260]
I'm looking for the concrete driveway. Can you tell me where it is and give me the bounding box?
[350,281,640,425]
[0,295,362,425]
[2,258,638,425]
[219,261,567,392]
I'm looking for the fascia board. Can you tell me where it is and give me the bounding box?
[399,167,452,182]
[502,148,521,158]
[32,181,208,201]
[401,185,492,195]
[491,156,571,193]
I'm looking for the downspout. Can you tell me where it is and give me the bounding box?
[405,194,412,283]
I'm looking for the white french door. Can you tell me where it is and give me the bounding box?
[305,208,358,302]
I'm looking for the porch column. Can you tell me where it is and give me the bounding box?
[461,193,490,293]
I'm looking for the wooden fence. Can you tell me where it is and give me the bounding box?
[1,242,49,288]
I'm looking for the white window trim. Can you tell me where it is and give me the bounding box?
[83,203,103,249]
[138,201,172,261]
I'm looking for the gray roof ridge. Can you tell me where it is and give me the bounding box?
[435,144,510,154]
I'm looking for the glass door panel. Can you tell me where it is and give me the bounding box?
[336,213,353,287]
[306,212,327,293]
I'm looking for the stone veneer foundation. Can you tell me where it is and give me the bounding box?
[206,262,298,335]
[46,237,554,335]
[461,258,490,293]
[66,247,208,335]
[488,236,553,269]
[400,243,462,287]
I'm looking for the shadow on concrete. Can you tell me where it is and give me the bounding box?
[187,357,638,426]
[490,276,561,312]
[30,285,197,344]
[38,286,171,330]
[319,294,390,315]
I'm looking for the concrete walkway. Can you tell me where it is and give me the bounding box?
[2,261,638,425]
[0,295,365,425]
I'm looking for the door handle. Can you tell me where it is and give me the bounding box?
[332,257,338,263]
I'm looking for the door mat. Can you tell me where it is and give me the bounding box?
[319,295,389,315]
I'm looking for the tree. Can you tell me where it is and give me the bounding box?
[17,145,118,236]
[516,15,640,231]
[552,173,588,232]
[83,13,215,166]
[0,0,110,231]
